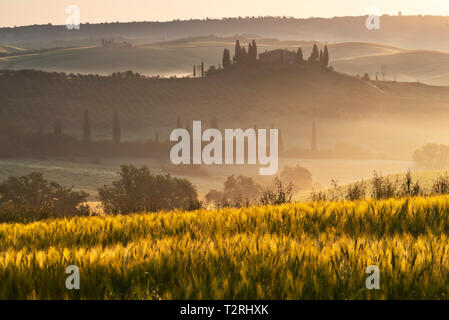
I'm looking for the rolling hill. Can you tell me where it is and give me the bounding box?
[5,15,449,51]
[2,37,449,86]
[0,44,24,54]
[2,64,449,159]
[0,37,397,77]
[332,49,449,85]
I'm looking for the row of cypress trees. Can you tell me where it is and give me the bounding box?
[222,40,329,68]
[53,111,121,144]
[308,44,329,66]
[222,39,258,69]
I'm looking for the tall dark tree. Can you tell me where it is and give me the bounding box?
[54,119,62,138]
[251,39,258,61]
[193,65,196,77]
[240,47,248,65]
[297,48,304,63]
[201,62,205,77]
[234,40,242,64]
[322,45,329,67]
[309,44,319,64]
[82,110,91,143]
[113,111,121,144]
[222,49,231,69]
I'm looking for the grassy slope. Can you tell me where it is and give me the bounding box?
[0,38,408,77]
[333,49,449,85]
[3,37,449,86]
[0,64,393,134]
[0,44,25,54]
[2,196,449,299]
[3,62,449,159]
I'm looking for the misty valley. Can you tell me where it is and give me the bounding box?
[2,8,449,303]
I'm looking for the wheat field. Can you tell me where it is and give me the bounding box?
[1,196,449,299]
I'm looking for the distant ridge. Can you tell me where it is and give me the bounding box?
[3,16,449,51]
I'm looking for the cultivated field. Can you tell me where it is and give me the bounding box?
[1,196,449,299]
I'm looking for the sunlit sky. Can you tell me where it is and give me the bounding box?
[1,0,449,27]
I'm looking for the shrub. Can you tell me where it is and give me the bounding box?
[398,170,422,197]
[309,190,327,202]
[205,175,262,209]
[329,179,343,201]
[371,171,397,200]
[260,178,293,205]
[98,165,200,214]
[204,189,227,209]
[346,180,367,201]
[279,165,312,191]
[413,143,449,169]
[0,172,89,222]
[431,173,449,195]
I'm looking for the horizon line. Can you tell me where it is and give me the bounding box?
[2,13,449,29]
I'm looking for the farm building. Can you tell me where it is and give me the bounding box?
[259,49,296,64]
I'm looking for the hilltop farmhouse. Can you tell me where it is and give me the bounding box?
[259,49,297,64]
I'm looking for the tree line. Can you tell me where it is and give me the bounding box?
[0,165,200,223]
[200,40,330,76]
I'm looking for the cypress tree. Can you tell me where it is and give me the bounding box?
[323,45,329,67]
[201,62,204,77]
[82,110,91,143]
[248,42,252,57]
[235,40,242,64]
[297,48,304,63]
[193,65,196,77]
[113,111,121,144]
[240,47,248,65]
[251,40,257,61]
[309,44,319,64]
[222,49,231,69]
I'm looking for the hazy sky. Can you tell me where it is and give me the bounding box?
[1,0,449,27]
